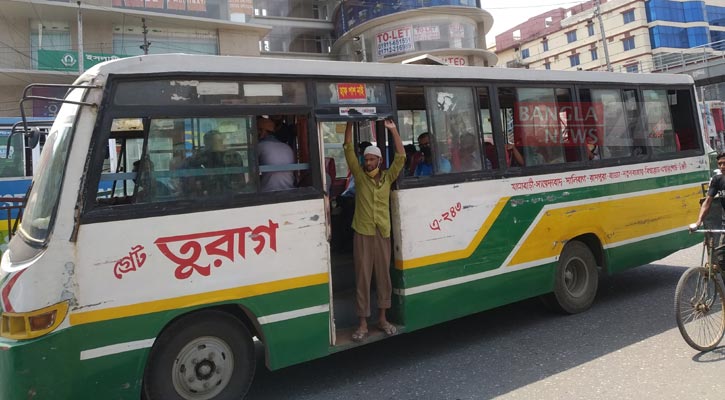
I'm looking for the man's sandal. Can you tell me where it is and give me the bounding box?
[351,328,368,342]
[378,322,397,336]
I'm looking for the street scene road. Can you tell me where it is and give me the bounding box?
[247,244,725,400]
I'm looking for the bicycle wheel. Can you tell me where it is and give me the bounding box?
[674,266,725,352]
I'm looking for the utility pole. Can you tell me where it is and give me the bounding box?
[594,0,612,72]
[77,1,84,73]
[140,18,151,55]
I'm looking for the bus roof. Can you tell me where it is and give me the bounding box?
[80,54,695,87]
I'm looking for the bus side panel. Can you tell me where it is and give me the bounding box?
[392,163,707,332]
[606,230,699,275]
[0,322,148,400]
[399,263,554,332]
[71,199,332,386]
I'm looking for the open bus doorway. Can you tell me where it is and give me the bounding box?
[318,117,399,346]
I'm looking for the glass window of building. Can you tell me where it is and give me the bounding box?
[590,48,598,61]
[623,37,636,51]
[253,0,329,20]
[521,48,530,59]
[542,39,549,52]
[569,54,580,67]
[112,25,218,56]
[625,63,639,73]
[30,21,72,70]
[623,9,636,24]
[587,23,595,36]
[544,62,551,70]
[363,19,477,62]
[566,30,577,43]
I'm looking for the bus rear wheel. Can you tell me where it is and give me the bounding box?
[543,241,599,314]
[143,310,256,400]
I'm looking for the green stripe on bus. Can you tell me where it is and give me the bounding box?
[394,172,706,289]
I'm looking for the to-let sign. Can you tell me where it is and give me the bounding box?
[376,26,413,57]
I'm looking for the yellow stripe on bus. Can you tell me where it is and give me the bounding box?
[395,197,511,270]
[69,272,329,326]
[507,186,700,266]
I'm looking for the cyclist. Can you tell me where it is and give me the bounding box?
[693,152,725,232]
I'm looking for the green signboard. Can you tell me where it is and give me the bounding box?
[38,49,129,71]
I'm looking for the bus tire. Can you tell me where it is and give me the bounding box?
[543,241,598,314]
[142,310,256,400]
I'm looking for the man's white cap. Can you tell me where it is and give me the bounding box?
[364,146,382,158]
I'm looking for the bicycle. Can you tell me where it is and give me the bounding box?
[674,224,725,352]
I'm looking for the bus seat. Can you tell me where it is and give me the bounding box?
[484,142,498,169]
[325,157,345,197]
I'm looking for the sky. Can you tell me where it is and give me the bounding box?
[482,0,588,47]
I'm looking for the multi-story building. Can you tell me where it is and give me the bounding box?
[0,0,497,117]
[494,0,725,73]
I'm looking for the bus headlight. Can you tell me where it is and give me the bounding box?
[1,301,69,340]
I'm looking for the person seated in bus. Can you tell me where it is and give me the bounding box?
[505,143,525,167]
[403,144,417,176]
[483,141,498,169]
[270,115,296,146]
[223,150,246,192]
[132,157,172,202]
[455,132,491,171]
[343,119,405,342]
[257,117,295,192]
[414,132,451,176]
[181,130,233,196]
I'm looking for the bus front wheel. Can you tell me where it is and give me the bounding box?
[143,310,256,400]
[543,241,599,314]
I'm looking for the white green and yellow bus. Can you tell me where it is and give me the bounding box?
[0,54,710,399]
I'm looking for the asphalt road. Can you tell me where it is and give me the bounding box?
[246,244,725,400]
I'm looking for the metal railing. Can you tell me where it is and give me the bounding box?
[0,197,25,240]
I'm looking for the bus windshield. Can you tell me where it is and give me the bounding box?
[17,88,84,245]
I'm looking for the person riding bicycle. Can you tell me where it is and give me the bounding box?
[693,153,725,231]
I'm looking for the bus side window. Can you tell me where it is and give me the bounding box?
[579,88,636,159]
[96,122,144,206]
[669,89,699,151]
[425,86,481,174]
[643,89,678,156]
[510,87,568,166]
[623,89,647,156]
[395,85,430,177]
[478,87,498,170]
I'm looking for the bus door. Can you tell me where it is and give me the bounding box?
[316,114,390,345]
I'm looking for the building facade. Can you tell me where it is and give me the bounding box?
[0,0,496,117]
[494,0,725,73]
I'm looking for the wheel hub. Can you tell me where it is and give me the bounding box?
[172,336,234,400]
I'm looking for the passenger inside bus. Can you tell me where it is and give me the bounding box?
[413,132,451,176]
[455,132,490,171]
[257,117,295,192]
[183,130,241,196]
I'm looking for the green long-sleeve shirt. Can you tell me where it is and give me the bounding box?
[344,142,405,238]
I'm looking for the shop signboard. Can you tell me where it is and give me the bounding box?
[37,50,129,72]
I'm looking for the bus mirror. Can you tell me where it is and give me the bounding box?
[26,127,41,149]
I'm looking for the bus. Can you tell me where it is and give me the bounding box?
[0,54,710,399]
[0,117,53,250]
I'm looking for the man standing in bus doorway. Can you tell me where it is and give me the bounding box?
[343,119,405,342]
